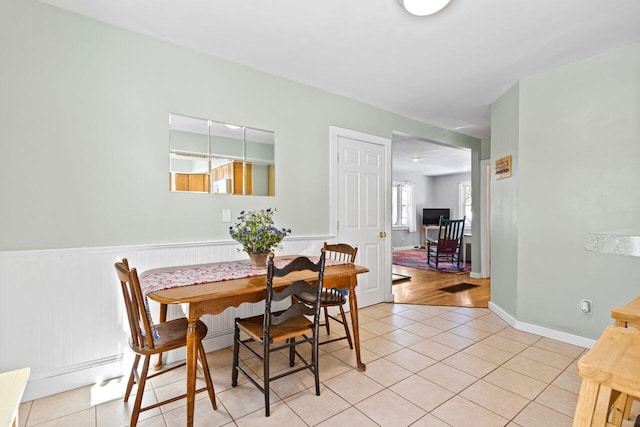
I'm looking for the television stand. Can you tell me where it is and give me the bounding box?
[421,225,440,247]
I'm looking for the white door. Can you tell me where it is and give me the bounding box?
[330,127,391,308]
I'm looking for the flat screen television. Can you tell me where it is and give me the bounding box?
[422,208,450,226]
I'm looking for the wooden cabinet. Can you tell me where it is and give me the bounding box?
[170,173,209,192]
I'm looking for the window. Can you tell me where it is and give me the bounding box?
[392,182,412,228]
[459,183,472,230]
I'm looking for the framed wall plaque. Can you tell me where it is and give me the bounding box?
[495,155,512,179]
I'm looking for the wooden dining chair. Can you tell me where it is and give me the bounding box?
[114,259,217,427]
[294,242,356,349]
[231,251,326,417]
[427,217,466,270]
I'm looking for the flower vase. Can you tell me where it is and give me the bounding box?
[247,252,269,268]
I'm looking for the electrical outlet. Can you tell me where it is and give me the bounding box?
[580,299,592,314]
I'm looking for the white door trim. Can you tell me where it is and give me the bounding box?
[329,126,393,303]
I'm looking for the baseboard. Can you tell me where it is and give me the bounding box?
[469,272,484,279]
[392,246,418,251]
[22,332,234,402]
[488,302,596,349]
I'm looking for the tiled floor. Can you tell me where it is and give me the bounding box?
[16,303,640,426]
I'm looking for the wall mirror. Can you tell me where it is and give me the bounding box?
[169,113,275,196]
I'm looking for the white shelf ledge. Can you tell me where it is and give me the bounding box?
[584,229,640,257]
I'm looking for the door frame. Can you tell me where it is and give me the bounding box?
[329,126,393,303]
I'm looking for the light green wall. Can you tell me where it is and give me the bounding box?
[0,0,479,251]
[492,42,640,339]
[490,83,520,317]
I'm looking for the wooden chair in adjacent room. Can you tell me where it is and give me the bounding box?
[114,259,217,427]
[294,242,357,349]
[231,251,326,416]
[427,217,466,270]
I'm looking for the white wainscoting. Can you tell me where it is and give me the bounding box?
[0,237,329,401]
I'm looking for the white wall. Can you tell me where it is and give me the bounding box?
[432,172,472,220]
[491,42,640,339]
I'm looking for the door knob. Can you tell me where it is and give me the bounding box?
[379,231,387,238]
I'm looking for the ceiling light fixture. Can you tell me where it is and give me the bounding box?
[412,156,421,162]
[398,0,451,16]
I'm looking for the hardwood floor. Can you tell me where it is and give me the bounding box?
[392,264,490,308]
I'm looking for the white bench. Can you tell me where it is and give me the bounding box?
[0,368,30,427]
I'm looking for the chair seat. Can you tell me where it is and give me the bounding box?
[296,290,346,306]
[131,318,208,355]
[237,313,313,343]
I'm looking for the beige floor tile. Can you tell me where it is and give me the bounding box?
[390,376,454,412]
[363,357,413,386]
[409,339,458,361]
[399,309,436,322]
[534,385,578,417]
[431,396,509,427]
[513,401,573,427]
[95,391,162,427]
[323,369,384,404]
[18,401,31,427]
[137,414,168,427]
[317,353,355,380]
[234,401,305,427]
[29,407,95,427]
[437,312,475,324]
[420,316,461,331]
[465,318,508,334]
[331,345,380,369]
[460,380,530,419]
[359,319,398,335]
[27,385,95,425]
[411,413,451,426]
[371,303,403,314]
[481,334,530,354]
[497,328,542,345]
[477,312,509,326]
[463,342,516,365]
[383,348,437,373]
[359,306,391,320]
[355,389,426,427]
[284,385,350,426]
[154,377,209,414]
[205,348,235,368]
[402,322,444,339]
[414,305,453,315]
[216,382,279,419]
[452,307,490,319]
[315,407,379,427]
[519,346,574,370]
[532,338,585,358]
[379,314,417,328]
[442,352,498,378]
[552,369,583,394]
[430,331,477,351]
[448,324,494,341]
[502,355,562,383]
[360,336,404,357]
[269,369,316,400]
[162,397,232,427]
[418,362,478,393]
[482,367,547,400]
[381,328,425,347]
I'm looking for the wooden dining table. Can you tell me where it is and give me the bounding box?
[143,257,369,427]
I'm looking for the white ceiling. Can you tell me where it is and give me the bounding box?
[38,0,640,142]
[393,137,471,176]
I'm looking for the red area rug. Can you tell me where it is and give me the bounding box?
[392,249,470,273]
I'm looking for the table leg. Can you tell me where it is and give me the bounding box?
[154,304,168,370]
[186,317,199,427]
[348,284,366,372]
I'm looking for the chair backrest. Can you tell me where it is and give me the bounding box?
[436,217,466,254]
[323,242,357,263]
[263,250,327,337]
[114,259,156,350]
